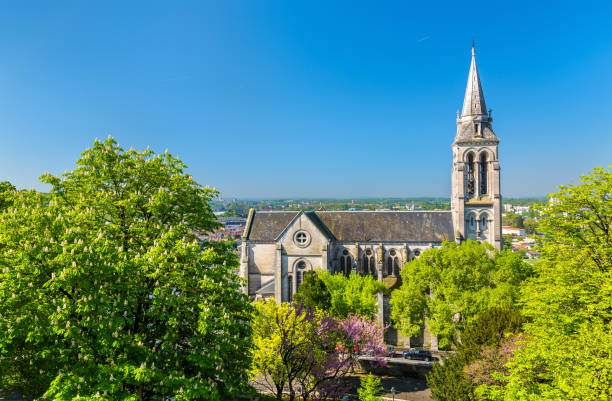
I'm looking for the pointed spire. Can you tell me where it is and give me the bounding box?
[461,43,487,117]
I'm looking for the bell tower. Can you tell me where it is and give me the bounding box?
[451,44,502,250]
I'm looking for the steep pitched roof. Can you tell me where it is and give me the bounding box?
[461,45,487,117]
[244,210,454,243]
[455,45,499,144]
[272,211,335,241]
[245,211,298,241]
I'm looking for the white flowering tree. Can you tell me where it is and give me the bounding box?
[0,138,253,400]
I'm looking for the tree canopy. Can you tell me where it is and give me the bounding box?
[0,181,15,212]
[0,138,252,400]
[426,307,525,401]
[317,270,386,320]
[250,300,386,401]
[479,166,612,400]
[293,270,331,311]
[391,240,532,348]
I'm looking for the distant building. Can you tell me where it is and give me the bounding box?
[203,217,247,244]
[502,226,525,236]
[503,204,531,215]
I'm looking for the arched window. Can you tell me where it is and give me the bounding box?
[296,261,306,288]
[287,275,293,303]
[370,257,376,278]
[341,250,352,277]
[386,250,401,276]
[363,249,375,276]
[345,256,353,277]
[387,250,396,275]
[466,153,475,197]
[479,153,488,195]
[481,215,488,230]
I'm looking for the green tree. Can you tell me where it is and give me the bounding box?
[0,181,15,211]
[317,270,386,320]
[0,138,252,400]
[426,307,525,401]
[522,217,538,235]
[250,300,386,401]
[480,166,612,400]
[502,234,513,251]
[502,213,523,228]
[391,240,531,348]
[293,270,331,311]
[358,373,383,401]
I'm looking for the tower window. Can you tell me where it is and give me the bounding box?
[466,153,475,197]
[479,153,488,195]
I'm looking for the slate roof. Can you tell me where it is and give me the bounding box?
[244,211,297,242]
[461,45,488,117]
[454,45,499,144]
[455,122,499,143]
[244,210,454,243]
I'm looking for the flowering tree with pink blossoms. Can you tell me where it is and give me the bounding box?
[251,300,386,401]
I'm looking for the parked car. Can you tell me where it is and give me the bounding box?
[386,345,395,357]
[403,349,435,361]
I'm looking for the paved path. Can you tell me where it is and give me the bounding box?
[252,374,432,401]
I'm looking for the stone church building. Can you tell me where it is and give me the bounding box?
[239,46,502,346]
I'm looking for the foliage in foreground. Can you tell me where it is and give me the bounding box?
[478,166,612,400]
[0,181,15,211]
[315,270,386,320]
[357,373,383,401]
[391,240,531,348]
[426,307,525,401]
[250,299,386,401]
[0,138,253,400]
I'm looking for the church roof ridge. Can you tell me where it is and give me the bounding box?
[314,210,451,213]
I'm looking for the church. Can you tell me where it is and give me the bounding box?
[238,46,502,344]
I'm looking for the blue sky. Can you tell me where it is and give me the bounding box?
[1,1,611,198]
